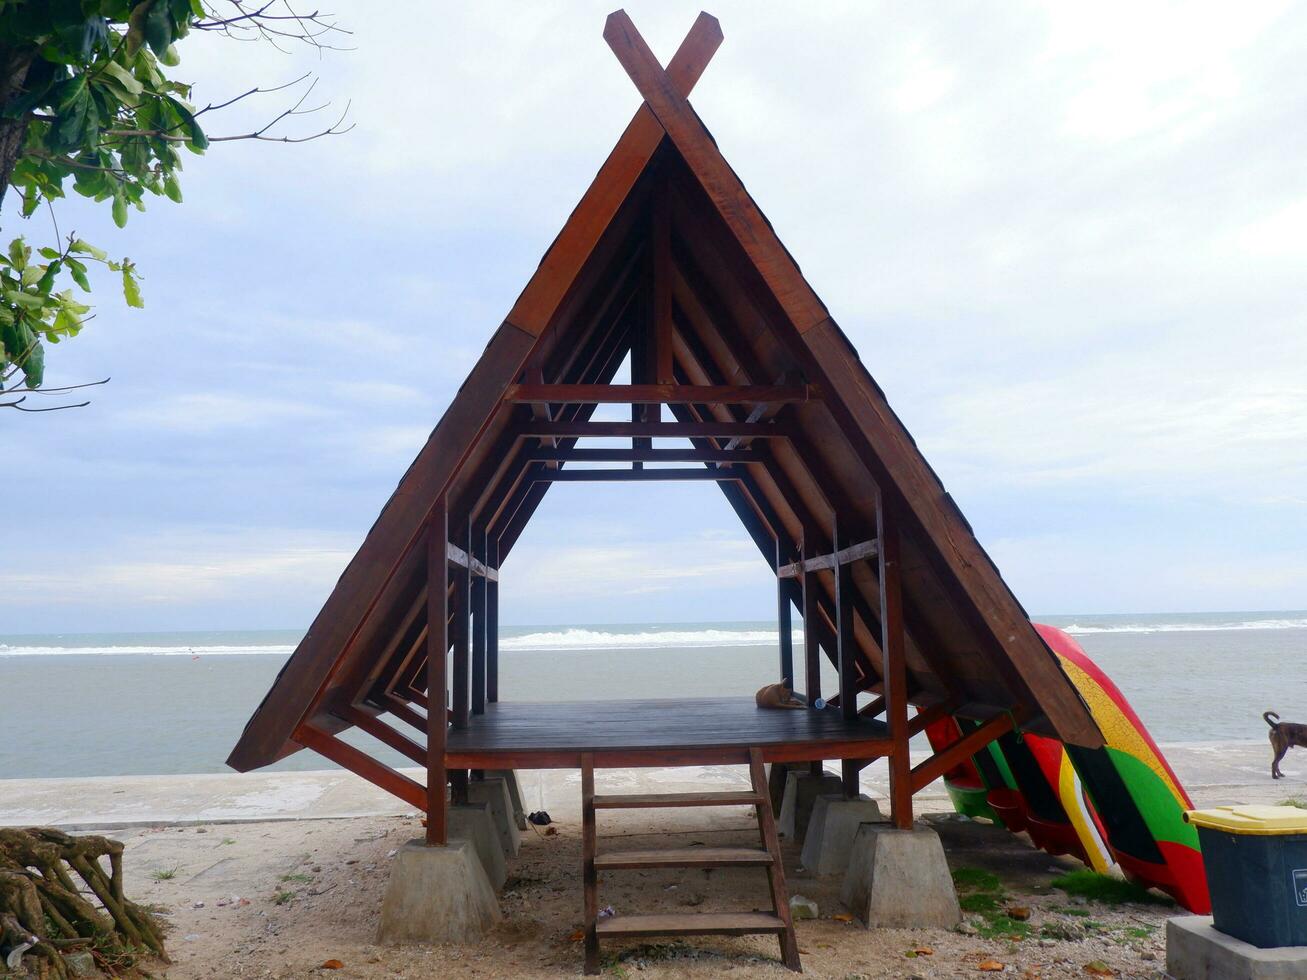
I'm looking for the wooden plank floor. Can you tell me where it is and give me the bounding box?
[443,697,890,769]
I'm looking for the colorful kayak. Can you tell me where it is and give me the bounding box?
[923,625,1210,913]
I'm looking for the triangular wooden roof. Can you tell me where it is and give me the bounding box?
[229,11,1101,773]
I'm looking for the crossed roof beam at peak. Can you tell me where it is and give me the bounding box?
[227,9,1103,784]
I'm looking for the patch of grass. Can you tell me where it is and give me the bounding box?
[952,867,1002,891]
[952,866,1028,940]
[279,872,312,883]
[149,867,179,881]
[220,838,236,845]
[1050,904,1092,917]
[1051,869,1172,906]
[1279,798,1307,809]
[1124,924,1157,939]
[272,890,296,905]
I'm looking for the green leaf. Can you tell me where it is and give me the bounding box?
[145,0,173,55]
[163,172,182,203]
[160,43,181,67]
[37,247,61,260]
[70,240,108,261]
[165,95,208,150]
[38,261,61,293]
[126,1,151,56]
[122,268,144,308]
[5,290,47,311]
[22,338,45,387]
[54,81,98,150]
[100,60,144,101]
[66,258,91,292]
[8,238,28,271]
[112,192,128,228]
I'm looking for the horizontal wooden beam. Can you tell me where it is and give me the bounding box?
[341,706,426,767]
[527,446,766,464]
[506,383,813,405]
[445,542,499,581]
[909,712,1014,794]
[777,538,879,578]
[446,737,894,770]
[535,468,741,483]
[518,420,795,440]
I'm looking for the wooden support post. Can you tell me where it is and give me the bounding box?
[452,524,471,730]
[471,525,487,716]
[487,536,499,704]
[834,519,857,724]
[426,501,449,846]
[776,536,794,690]
[878,493,912,829]
[652,177,673,390]
[801,533,821,706]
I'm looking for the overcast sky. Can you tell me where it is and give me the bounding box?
[4,1,1305,633]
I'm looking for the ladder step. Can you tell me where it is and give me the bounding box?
[595,846,772,871]
[592,791,763,809]
[596,912,788,939]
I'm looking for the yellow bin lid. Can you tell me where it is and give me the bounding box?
[1185,805,1307,835]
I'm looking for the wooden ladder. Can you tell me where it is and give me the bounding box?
[580,748,802,974]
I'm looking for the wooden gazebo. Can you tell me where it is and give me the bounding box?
[230,9,1101,969]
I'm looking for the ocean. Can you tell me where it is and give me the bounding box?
[2,612,1304,780]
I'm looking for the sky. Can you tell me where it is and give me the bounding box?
[3,1,1306,633]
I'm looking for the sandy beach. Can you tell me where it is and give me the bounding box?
[1,741,1293,979]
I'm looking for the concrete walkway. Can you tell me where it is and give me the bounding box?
[0,741,1290,829]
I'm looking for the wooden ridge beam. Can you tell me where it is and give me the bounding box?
[505,383,812,404]
[777,539,878,578]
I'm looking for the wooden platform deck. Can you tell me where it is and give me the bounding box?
[443,697,891,769]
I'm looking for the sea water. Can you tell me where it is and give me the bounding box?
[1,612,1304,779]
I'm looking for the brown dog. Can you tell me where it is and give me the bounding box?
[756,682,806,709]
[1266,711,1307,779]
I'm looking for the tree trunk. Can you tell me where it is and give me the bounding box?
[0,47,36,214]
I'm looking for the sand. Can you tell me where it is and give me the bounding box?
[114,805,1172,980]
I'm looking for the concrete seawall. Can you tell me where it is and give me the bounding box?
[0,741,1290,829]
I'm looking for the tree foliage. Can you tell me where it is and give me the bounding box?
[0,0,346,408]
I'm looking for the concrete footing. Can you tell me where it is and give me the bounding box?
[1167,916,1307,979]
[800,794,885,875]
[377,839,500,944]
[840,824,961,929]
[778,769,844,841]
[465,776,520,857]
[486,769,528,831]
[447,803,507,890]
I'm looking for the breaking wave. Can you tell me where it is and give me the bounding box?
[0,643,297,657]
[1058,618,1307,635]
[500,627,804,652]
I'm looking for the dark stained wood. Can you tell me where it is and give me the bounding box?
[343,706,426,767]
[451,526,471,731]
[486,537,499,703]
[536,468,740,483]
[505,383,811,404]
[595,847,771,870]
[470,526,487,716]
[581,753,599,974]
[750,748,803,971]
[593,790,762,809]
[878,495,912,829]
[801,535,821,705]
[653,175,675,387]
[603,11,829,335]
[596,912,787,939]
[520,419,794,439]
[426,509,449,845]
[834,520,858,724]
[528,446,765,463]
[444,697,886,752]
[776,536,794,689]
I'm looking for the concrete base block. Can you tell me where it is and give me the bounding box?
[465,776,520,857]
[1167,916,1307,979]
[377,839,500,945]
[486,769,528,831]
[800,794,885,875]
[778,769,844,841]
[840,824,961,929]
[447,803,507,890]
